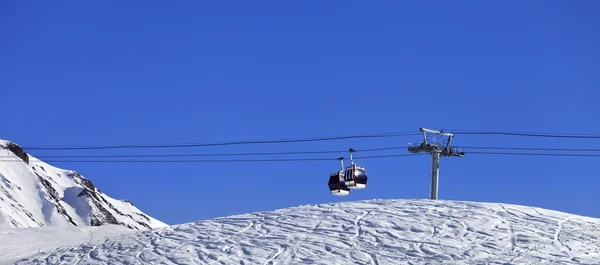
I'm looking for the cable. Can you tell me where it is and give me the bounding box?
[450,128,600,136]
[21,150,343,158]
[20,132,419,150]
[468,151,600,157]
[7,145,599,159]
[4,146,409,158]
[14,129,600,151]
[15,129,600,152]
[0,153,425,163]
[2,150,600,163]
[3,145,600,159]
[452,130,600,139]
[459,146,600,152]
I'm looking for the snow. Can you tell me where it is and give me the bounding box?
[8,199,600,264]
[62,187,91,221]
[2,139,599,264]
[0,224,136,265]
[0,139,167,230]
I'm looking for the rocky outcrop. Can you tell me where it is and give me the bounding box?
[70,172,151,230]
[2,142,29,164]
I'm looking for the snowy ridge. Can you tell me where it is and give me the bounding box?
[0,139,167,230]
[13,199,600,264]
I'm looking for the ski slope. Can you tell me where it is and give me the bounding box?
[10,199,600,264]
[0,224,136,264]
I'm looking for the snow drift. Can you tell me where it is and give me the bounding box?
[0,139,166,230]
[11,199,600,264]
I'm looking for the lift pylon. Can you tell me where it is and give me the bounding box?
[408,128,464,200]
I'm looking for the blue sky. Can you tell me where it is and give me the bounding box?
[2,1,599,225]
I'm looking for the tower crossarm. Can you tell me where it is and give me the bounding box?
[408,127,465,200]
[420,127,454,137]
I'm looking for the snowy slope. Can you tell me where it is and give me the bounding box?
[0,224,136,264]
[11,199,600,264]
[0,140,167,230]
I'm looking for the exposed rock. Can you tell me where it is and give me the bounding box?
[2,142,29,164]
[0,139,167,230]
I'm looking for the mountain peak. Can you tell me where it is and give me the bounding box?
[0,139,166,230]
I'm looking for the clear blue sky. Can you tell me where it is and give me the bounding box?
[2,1,599,225]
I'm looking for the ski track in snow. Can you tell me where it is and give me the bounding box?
[498,204,518,260]
[8,199,600,265]
[555,217,573,249]
[350,210,369,248]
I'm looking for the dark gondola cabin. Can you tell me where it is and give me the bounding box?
[344,164,368,189]
[328,171,350,196]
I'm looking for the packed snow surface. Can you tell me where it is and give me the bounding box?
[0,224,136,264]
[10,199,600,264]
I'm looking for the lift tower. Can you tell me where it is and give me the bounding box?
[408,128,464,200]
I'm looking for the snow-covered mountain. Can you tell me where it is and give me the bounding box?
[10,199,600,264]
[0,139,166,230]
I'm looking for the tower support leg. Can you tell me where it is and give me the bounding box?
[430,152,440,200]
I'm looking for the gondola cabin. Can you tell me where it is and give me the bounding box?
[328,171,350,196]
[344,164,368,189]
